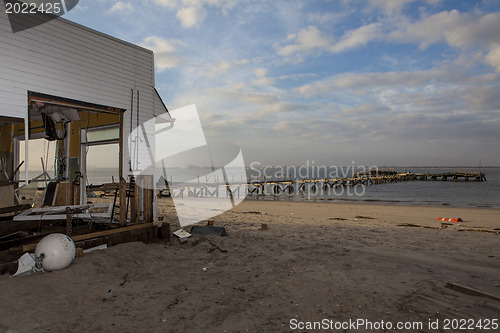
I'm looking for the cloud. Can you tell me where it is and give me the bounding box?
[293,65,471,98]
[276,9,500,67]
[152,0,177,8]
[368,0,416,13]
[176,6,206,28]
[275,26,334,62]
[204,59,250,78]
[388,10,500,49]
[140,36,184,71]
[250,68,275,86]
[218,90,278,105]
[255,102,306,117]
[275,23,381,62]
[334,103,391,118]
[307,12,343,24]
[152,0,241,27]
[107,1,132,14]
[485,45,500,72]
[330,23,381,53]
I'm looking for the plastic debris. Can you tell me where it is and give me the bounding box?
[103,289,114,302]
[437,217,463,223]
[13,253,40,277]
[83,244,108,253]
[190,225,227,236]
[173,229,192,239]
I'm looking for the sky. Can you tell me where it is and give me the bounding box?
[61,0,500,167]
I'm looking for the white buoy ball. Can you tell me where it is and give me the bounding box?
[35,233,76,271]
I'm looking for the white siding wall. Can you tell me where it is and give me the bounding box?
[0,4,164,175]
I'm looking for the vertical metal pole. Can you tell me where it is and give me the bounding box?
[24,109,29,185]
[119,111,127,226]
[129,89,134,172]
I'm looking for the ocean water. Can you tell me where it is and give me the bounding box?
[24,166,500,209]
[245,166,500,209]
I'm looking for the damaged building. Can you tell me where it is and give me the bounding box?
[0,4,173,265]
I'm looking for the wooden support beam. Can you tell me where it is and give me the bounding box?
[0,204,32,215]
[22,223,154,252]
[134,178,141,222]
[0,218,66,238]
[65,207,71,236]
[119,177,126,226]
[157,221,171,243]
[144,176,153,222]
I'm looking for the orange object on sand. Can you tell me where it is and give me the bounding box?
[437,217,463,223]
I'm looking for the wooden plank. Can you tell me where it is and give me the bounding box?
[0,204,32,215]
[66,207,71,236]
[157,222,171,243]
[119,178,126,226]
[13,204,112,222]
[0,185,15,209]
[134,178,141,222]
[54,181,73,206]
[446,282,500,301]
[73,184,80,205]
[0,218,65,238]
[22,223,153,252]
[144,176,153,222]
[130,178,137,222]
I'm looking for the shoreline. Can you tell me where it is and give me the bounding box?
[158,197,500,231]
[245,195,500,210]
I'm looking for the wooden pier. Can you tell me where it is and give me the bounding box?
[156,170,486,199]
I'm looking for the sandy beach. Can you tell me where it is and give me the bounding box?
[0,199,499,332]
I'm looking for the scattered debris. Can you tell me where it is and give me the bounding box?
[192,236,227,253]
[13,253,39,277]
[397,223,440,230]
[202,267,208,272]
[355,215,376,219]
[259,223,268,231]
[457,227,499,234]
[83,244,108,254]
[190,225,227,237]
[173,229,192,239]
[397,223,420,228]
[329,217,347,221]
[166,298,179,309]
[445,282,500,301]
[34,233,76,271]
[14,204,113,222]
[120,274,128,286]
[243,211,266,215]
[102,289,114,302]
[437,217,463,223]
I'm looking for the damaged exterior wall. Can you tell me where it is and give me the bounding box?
[0,3,170,222]
[0,3,168,175]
